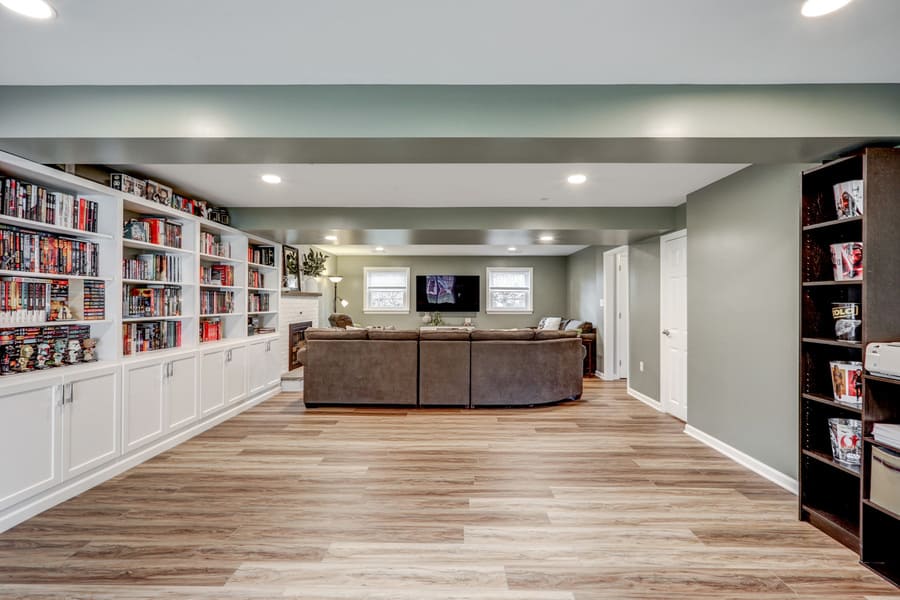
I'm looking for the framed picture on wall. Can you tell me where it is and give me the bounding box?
[283,245,300,290]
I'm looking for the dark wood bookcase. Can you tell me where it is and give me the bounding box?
[800,148,900,586]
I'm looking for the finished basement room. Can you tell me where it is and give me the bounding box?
[1,0,900,598]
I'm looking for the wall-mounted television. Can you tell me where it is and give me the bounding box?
[415,275,480,313]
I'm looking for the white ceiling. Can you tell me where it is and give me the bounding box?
[126,163,748,208]
[321,245,588,257]
[1,0,898,84]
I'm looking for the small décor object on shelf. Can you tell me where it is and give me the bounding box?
[283,245,300,290]
[51,339,66,367]
[17,344,34,372]
[833,180,864,219]
[830,360,863,406]
[828,417,862,468]
[65,339,81,364]
[830,242,863,281]
[81,338,97,362]
[35,342,50,369]
[831,302,861,342]
[301,248,326,277]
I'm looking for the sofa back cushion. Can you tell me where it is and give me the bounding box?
[368,329,419,340]
[535,329,579,340]
[420,330,471,341]
[306,328,368,340]
[470,329,535,341]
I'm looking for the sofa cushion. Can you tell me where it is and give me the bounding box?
[368,329,419,340]
[420,330,471,341]
[306,328,369,340]
[535,329,579,340]
[471,329,535,341]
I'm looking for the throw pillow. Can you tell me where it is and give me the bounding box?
[564,319,584,331]
[540,317,562,330]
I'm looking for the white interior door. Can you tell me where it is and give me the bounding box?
[660,230,688,421]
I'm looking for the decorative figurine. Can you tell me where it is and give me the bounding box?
[35,343,51,369]
[81,338,97,362]
[66,339,81,364]
[51,339,67,367]
[18,345,34,373]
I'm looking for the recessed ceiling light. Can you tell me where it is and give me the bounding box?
[801,0,853,17]
[374,246,385,252]
[567,174,587,185]
[539,235,554,242]
[0,0,56,19]
[324,235,338,242]
[260,174,281,184]
[507,246,517,252]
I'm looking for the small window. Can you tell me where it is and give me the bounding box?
[364,267,410,313]
[486,267,533,313]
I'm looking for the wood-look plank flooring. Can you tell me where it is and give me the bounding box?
[1,379,897,599]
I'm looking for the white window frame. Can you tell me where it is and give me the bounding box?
[486,267,534,314]
[363,266,410,314]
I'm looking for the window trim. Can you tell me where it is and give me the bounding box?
[486,266,534,314]
[363,266,410,314]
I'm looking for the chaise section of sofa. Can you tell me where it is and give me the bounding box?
[303,328,419,406]
[470,329,583,407]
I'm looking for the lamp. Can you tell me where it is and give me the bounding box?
[328,275,344,313]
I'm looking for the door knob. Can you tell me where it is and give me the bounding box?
[662,329,671,336]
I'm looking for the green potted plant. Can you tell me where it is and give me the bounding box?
[301,248,327,292]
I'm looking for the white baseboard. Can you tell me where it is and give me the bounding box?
[0,384,282,533]
[683,424,799,495]
[627,386,662,412]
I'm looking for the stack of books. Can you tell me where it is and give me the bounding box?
[123,254,182,282]
[83,280,106,320]
[200,264,234,286]
[1,224,100,276]
[123,216,182,249]
[2,177,99,233]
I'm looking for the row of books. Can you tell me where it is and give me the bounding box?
[123,285,182,318]
[111,173,230,224]
[83,280,106,321]
[200,318,223,343]
[123,320,181,356]
[2,177,99,233]
[0,224,100,277]
[123,253,183,283]
[0,324,93,374]
[200,290,234,315]
[201,232,231,258]
[248,268,266,289]
[123,216,183,249]
[248,244,276,266]
[248,292,271,313]
[0,277,51,323]
[200,264,234,286]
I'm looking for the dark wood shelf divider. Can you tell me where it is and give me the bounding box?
[801,148,900,586]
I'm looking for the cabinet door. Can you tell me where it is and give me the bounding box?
[199,349,226,417]
[0,377,62,511]
[63,366,121,480]
[167,354,198,431]
[225,345,247,405]
[264,340,282,389]
[247,340,267,395]
[123,359,165,452]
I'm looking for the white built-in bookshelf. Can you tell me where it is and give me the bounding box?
[0,149,285,533]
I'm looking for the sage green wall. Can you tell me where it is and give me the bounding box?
[674,203,687,230]
[629,237,661,400]
[333,255,568,330]
[565,246,613,372]
[686,163,807,479]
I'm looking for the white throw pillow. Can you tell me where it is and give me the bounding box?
[541,317,562,330]
[564,319,584,331]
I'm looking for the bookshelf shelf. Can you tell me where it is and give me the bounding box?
[0,270,112,282]
[199,284,241,290]
[248,287,279,292]
[123,278,191,286]
[0,214,112,240]
[247,261,278,270]
[122,315,190,323]
[199,253,244,264]
[0,319,111,328]
[123,239,191,255]
[200,312,245,318]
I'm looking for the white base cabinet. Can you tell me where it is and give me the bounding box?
[123,358,166,452]
[62,366,120,480]
[167,353,198,431]
[248,338,280,395]
[225,344,248,405]
[0,376,62,512]
[200,348,226,417]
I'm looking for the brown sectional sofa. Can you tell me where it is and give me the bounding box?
[302,328,583,408]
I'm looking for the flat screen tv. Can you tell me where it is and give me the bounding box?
[415,275,480,313]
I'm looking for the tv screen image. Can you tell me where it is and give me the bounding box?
[415,275,480,313]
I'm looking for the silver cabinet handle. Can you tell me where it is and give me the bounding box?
[662,329,671,336]
[58,384,66,407]
[68,383,74,404]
